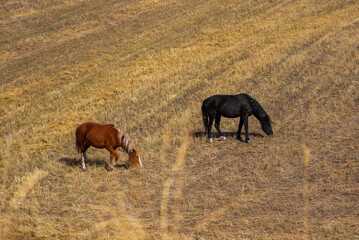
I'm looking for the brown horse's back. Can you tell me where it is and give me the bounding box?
[76,122,119,152]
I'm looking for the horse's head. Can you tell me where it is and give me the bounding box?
[128,148,142,169]
[261,116,273,136]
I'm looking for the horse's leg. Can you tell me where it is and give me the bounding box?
[106,146,119,171]
[236,117,244,140]
[81,144,90,170]
[215,115,226,140]
[243,114,251,143]
[208,115,214,143]
[81,153,86,170]
[109,152,115,168]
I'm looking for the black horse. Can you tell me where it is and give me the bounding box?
[201,93,273,143]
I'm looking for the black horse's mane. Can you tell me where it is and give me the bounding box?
[246,94,269,121]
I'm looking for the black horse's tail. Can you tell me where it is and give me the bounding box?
[201,102,209,132]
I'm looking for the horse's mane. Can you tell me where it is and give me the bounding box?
[115,127,135,153]
[247,95,270,121]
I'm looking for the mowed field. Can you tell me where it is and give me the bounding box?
[1,0,359,239]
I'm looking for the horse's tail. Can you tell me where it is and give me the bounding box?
[201,102,209,132]
[76,136,81,154]
[75,126,83,154]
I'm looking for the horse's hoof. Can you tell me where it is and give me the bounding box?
[209,138,213,143]
[245,140,251,144]
[106,165,114,171]
[220,136,227,141]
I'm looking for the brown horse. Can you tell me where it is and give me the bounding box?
[76,122,142,170]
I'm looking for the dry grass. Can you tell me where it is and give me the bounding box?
[1,0,359,239]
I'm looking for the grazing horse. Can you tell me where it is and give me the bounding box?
[75,122,142,170]
[201,93,273,143]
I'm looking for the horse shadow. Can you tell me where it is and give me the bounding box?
[193,131,264,142]
[59,157,128,169]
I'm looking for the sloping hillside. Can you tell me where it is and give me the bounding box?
[1,0,359,239]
